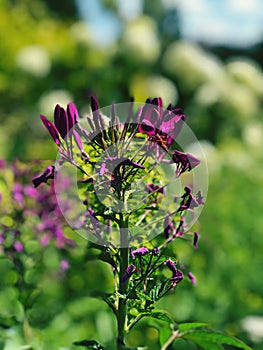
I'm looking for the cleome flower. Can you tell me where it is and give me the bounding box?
[138,97,186,147]
[130,247,149,259]
[121,264,137,283]
[171,150,200,177]
[164,259,184,287]
[32,165,55,188]
[40,102,83,161]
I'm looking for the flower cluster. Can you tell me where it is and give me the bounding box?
[0,160,74,258]
[34,95,205,349]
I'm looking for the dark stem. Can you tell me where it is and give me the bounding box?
[117,213,129,350]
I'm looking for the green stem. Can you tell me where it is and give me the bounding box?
[117,214,129,350]
[161,330,180,350]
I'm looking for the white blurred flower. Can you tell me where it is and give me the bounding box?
[70,21,91,45]
[38,90,73,117]
[117,0,142,21]
[241,316,263,343]
[196,81,258,121]
[226,59,263,96]
[15,45,51,77]
[163,41,225,90]
[122,16,160,63]
[222,83,259,120]
[195,83,221,106]
[130,74,178,106]
[243,122,263,148]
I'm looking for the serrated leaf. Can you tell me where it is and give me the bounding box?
[149,281,168,302]
[178,322,208,332]
[182,331,252,350]
[73,339,104,349]
[136,291,153,302]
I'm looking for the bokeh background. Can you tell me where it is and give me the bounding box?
[1,0,263,349]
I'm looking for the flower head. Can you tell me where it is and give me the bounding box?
[40,102,83,161]
[177,186,204,211]
[187,272,196,285]
[121,264,137,283]
[172,150,200,177]
[130,247,149,260]
[164,259,184,287]
[138,98,185,142]
[32,165,55,188]
[164,259,177,273]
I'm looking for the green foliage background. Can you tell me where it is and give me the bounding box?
[1,0,263,348]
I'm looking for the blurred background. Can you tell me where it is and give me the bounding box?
[1,0,263,348]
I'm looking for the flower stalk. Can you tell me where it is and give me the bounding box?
[117,213,129,349]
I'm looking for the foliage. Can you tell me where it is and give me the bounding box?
[0,0,262,348]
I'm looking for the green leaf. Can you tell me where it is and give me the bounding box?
[159,326,173,347]
[191,340,224,350]
[149,281,169,302]
[73,340,104,349]
[182,331,252,350]
[129,227,146,237]
[136,291,153,302]
[86,243,117,268]
[178,322,208,332]
[149,310,175,324]
[98,252,117,268]
[89,291,116,314]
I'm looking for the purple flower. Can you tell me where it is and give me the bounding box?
[164,259,184,286]
[146,184,164,194]
[60,259,69,271]
[195,191,205,206]
[121,264,137,282]
[137,98,186,150]
[130,247,149,259]
[40,102,83,160]
[90,94,106,133]
[152,247,159,255]
[40,114,61,146]
[12,183,24,205]
[32,165,55,188]
[164,259,177,274]
[0,234,4,244]
[40,234,50,246]
[0,159,5,169]
[178,186,204,211]
[188,272,196,285]
[170,269,184,287]
[24,185,38,198]
[172,150,200,177]
[13,241,24,252]
[193,231,199,249]
[164,216,175,238]
[54,103,79,139]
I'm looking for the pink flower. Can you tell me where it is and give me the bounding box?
[13,241,24,252]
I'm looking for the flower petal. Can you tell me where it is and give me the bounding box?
[40,115,61,145]
[54,104,68,139]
